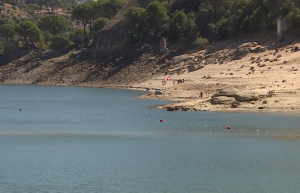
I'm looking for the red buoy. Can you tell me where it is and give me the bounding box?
[227,126,231,130]
[160,119,163,122]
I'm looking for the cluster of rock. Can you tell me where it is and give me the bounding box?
[210,88,259,108]
[165,88,260,111]
[189,42,265,67]
[166,106,202,112]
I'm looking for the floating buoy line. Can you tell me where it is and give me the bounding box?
[1,107,299,138]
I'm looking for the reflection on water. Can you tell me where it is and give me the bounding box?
[0,85,300,193]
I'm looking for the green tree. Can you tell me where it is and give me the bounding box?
[98,0,127,19]
[0,23,15,41]
[85,1,101,37]
[203,0,230,18]
[280,0,296,17]
[15,21,41,45]
[286,7,300,28]
[143,1,169,35]
[43,30,51,44]
[123,6,145,26]
[168,0,202,14]
[93,17,109,37]
[69,28,84,38]
[49,0,62,13]
[163,10,187,42]
[247,6,265,33]
[137,0,154,8]
[38,15,68,37]
[71,3,89,36]
[263,0,288,17]
[36,0,47,11]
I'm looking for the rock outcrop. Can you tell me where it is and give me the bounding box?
[211,88,259,102]
[211,96,236,105]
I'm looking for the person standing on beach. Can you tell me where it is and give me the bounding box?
[200,91,203,98]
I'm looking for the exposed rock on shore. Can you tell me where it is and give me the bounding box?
[211,88,259,102]
[211,96,236,105]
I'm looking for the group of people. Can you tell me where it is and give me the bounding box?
[163,78,185,86]
[177,79,185,84]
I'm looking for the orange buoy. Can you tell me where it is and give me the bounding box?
[159,119,163,122]
[227,126,231,130]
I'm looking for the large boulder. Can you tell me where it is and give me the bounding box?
[171,55,193,65]
[187,63,204,73]
[212,88,259,102]
[232,48,250,60]
[211,96,236,105]
[238,42,257,49]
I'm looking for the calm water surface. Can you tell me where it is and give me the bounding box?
[0,85,300,193]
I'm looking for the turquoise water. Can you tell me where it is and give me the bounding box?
[0,85,300,193]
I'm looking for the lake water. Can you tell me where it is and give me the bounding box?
[0,85,300,193]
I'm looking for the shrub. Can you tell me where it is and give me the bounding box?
[12,5,17,10]
[69,28,84,38]
[1,41,8,54]
[193,36,208,48]
[6,9,10,13]
[15,18,21,24]
[50,36,73,49]
[43,31,52,44]
[26,9,35,15]
[0,17,9,25]
[17,13,21,17]
[27,4,40,10]
[38,38,48,50]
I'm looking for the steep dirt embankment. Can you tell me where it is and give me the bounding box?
[0,37,300,113]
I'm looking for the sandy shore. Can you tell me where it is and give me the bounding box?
[131,42,300,114]
[1,40,300,114]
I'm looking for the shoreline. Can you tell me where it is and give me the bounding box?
[1,40,300,115]
[2,82,300,116]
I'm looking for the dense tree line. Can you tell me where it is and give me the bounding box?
[2,0,300,52]
[124,0,300,46]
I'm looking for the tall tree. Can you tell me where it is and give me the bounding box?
[0,24,15,41]
[15,21,41,45]
[71,3,89,36]
[143,0,169,35]
[49,0,62,13]
[36,0,47,11]
[38,15,68,37]
[85,1,101,37]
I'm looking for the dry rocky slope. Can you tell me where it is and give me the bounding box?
[0,37,300,114]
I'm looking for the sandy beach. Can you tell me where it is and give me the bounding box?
[132,41,300,114]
